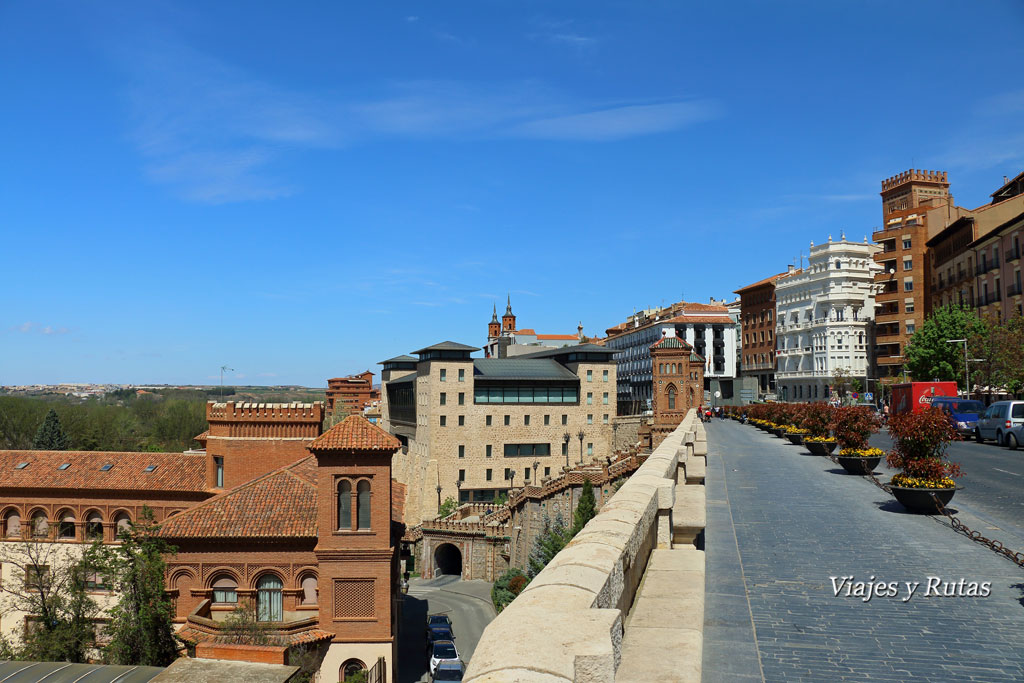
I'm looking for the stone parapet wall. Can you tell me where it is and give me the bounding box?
[466,409,703,682]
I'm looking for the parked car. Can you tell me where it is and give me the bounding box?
[426,614,452,635]
[1007,422,1023,451]
[930,397,986,437]
[975,400,1024,446]
[426,624,455,650]
[431,659,465,681]
[429,639,460,676]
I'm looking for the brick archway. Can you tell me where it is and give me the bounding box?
[433,542,462,576]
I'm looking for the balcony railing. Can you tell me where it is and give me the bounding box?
[976,261,997,276]
[1007,247,1022,263]
[1008,282,1023,297]
[976,291,1002,307]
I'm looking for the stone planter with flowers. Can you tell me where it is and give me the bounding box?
[831,406,881,472]
[886,407,962,513]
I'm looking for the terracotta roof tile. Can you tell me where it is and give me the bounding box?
[734,271,791,294]
[177,626,335,646]
[535,334,580,340]
[159,457,319,539]
[193,430,209,443]
[0,450,208,493]
[308,415,400,452]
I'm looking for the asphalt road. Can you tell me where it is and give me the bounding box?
[396,575,496,683]
[867,429,1024,543]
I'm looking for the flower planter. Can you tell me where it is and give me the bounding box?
[890,486,956,514]
[772,428,785,438]
[835,455,881,475]
[785,432,807,445]
[804,441,837,456]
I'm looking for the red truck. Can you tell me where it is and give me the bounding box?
[891,381,959,415]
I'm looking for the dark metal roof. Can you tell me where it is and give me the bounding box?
[387,372,419,384]
[377,354,418,364]
[514,343,617,360]
[410,341,480,354]
[0,661,164,683]
[473,358,578,381]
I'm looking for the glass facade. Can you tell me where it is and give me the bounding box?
[474,386,579,404]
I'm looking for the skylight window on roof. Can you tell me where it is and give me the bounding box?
[15,462,29,469]
[144,465,158,472]
[58,463,71,470]
[100,463,113,471]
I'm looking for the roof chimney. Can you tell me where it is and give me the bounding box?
[787,264,795,273]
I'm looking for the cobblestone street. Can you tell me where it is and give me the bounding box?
[702,419,1024,683]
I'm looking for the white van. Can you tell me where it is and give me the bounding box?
[975,401,1024,446]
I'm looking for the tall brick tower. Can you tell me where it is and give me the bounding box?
[648,331,703,450]
[502,294,516,332]
[488,302,501,339]
[873,170,953,381]
[204,401,323,490]
[310,415,401,681]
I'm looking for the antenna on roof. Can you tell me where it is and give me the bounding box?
[220,365,234,400]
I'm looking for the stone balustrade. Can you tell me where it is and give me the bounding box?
[465,409,706,682]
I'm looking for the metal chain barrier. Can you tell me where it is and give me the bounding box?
[812,436,1024,568]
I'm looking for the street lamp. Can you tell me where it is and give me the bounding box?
[562,432,571,469]
[435,471,442,512]
[577,429,585,465]
[532,459,539,484]
[455,478,462,505]
[508,469,516,495]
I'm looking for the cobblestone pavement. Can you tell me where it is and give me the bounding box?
[702,419,1024,683]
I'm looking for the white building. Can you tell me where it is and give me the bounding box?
[775,236,882,402]
[604,300,738,412]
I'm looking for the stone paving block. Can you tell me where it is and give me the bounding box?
[616,627,701,683]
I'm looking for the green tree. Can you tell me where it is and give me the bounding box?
[996,315,1024,397]
[527,512,569,579]
[491,567,529,612]
[438,496,458,518]
[99,507,179,666]
[570,479,597,537]
[903,305,985,386]
[33,408,70,450]
[0,536,104,662]
[221,603,271,645]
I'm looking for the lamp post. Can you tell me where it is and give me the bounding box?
[508,470,516,495]
[946,339,971,398]
[532,459,539,484]
[577,429,585,465]
[563,432,571,469]
[612,422,619,453]
[455,478,462,505]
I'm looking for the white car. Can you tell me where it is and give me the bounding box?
[429,639,460,676]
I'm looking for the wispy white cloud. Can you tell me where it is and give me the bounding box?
[116,35,720,202]
[12,322,70,335]
[937,89,1024,171]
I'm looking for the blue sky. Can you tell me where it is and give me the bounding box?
[2,1,1023,387]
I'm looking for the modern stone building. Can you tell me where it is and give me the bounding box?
[604,301,738,413]
[776,236,881,402]
[379,341,617,527]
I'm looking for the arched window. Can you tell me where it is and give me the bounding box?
[85,512,103,540]
[256,574,283,622]
[114,513,131,535]
[58,510,76,539]
[212,575,238,604]
[300,575,318,605]
[31,511,49,538]
[4,510,21,538]
[667,385,676,410]
[340,660,367,682]
[357,480,371,530]
[338,480,352,530]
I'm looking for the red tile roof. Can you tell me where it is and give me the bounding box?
[0,450,208,493]
[159,457,319,539]
[515,328,536,335]
[193,430,209,443]
[177,626,335,647]
[734,271,791,294]
[308,415,400,452]
[536,334,580,341]
[159,450,405,539]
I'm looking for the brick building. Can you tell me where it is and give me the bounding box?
[161,416,402,682]
[970,209,1024,321]
[325,371,380,418]
[647,331,704,450]
[379,341,617,526]
[483,297,585,359]
[205,401,323,491]
[604,301,738,413]
[734,270,791,399]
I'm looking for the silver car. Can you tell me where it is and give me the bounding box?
[975,400,1024,446]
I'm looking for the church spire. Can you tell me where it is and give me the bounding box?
[505,293,513,315]
[491,302,498,322]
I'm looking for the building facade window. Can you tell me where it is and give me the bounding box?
[587,414,593,425]
[486,469,492,481]
[603,370,609,382]
[440,416,446,426]
[458,469,465,482]
[668,385,676,410]
[458,392,465,405]
[458,415,465,426]
[458,369,465,382]
[544,415,550,425]
[337,480,352,529]
[486,444,492,458]
[486,415,492,426]
[524,415,530,426]
[458,445,465,458]
[256,574,283,622]
[212,575,238,604]
[439,393,446,406]
[214,456,224,488]
[439,369,446,382]
[356,480,371,530]
[504,443,551,457]
[504,415,510,426]
[587,370,593,382]
[300,575,318,605]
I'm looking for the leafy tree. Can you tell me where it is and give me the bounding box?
[904,305,985,386]
[33,408,70,450]
[527,512,569,579]
[570,479,597,537]
[996,315,1024,397]
[221,603,271,645]
[438,496,458,518]
[491,567,529,612]
[99,507,179,666]
[0,536,104,662]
